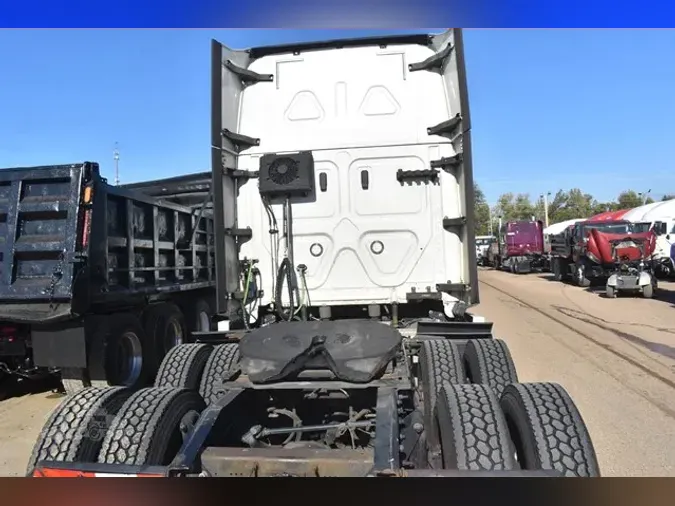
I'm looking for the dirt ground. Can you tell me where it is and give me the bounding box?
[0,269,674,476]
[473,269,675,477]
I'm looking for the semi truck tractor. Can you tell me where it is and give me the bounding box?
[550,218,647,287]
[487,220,546,274]
[622,199,675,278]
[27,29,600,478]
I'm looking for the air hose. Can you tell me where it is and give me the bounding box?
[242,262,254,306]
[275,257,300,321]
[241,262,255,329]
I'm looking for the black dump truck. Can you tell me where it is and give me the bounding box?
[0,163,218,393]
[27,30,600,478]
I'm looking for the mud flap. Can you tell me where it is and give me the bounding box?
[31,324,87,368]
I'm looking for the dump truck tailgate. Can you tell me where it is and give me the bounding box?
[0,164,85,303]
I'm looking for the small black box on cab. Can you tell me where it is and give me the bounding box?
[258,151,315,198]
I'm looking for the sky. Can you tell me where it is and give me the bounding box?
[1,29,674,204]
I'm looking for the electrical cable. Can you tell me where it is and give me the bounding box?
[275,257,299,321]
[241,262,255,329]
[300,268,311,309]
[247,269,263,327]
[263,198,279,298]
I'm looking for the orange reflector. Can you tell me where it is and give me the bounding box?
[32,467,163,478]
[83,186,93,204]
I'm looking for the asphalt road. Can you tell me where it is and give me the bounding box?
[0,269,674,476]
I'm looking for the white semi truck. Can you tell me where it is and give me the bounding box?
[623,199,675,277]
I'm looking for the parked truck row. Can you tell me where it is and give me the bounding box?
[479,206,666,299]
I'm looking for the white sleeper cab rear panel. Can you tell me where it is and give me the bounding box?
[213,31,476,311]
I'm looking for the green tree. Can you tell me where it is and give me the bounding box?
[474,183,491,236]
[547,188,594,224]
[591,201,619,215]
[495,192,515,220]
[616,190,653,209]
[495,192,536,221]
[479,186,668,228]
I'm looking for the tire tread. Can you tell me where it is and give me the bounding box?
[464,339,518,398]
[501,382,600,477]
[420,339,465,430]
[98,387,204,466]
[154,343,212,390]
[199,343,240,405]
[26,387,131,474]
[436,383,515,471]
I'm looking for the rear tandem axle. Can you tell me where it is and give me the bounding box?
[28,319,600,478]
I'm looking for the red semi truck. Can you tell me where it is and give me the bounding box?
[486,220,546,274]
[602,229,657,298]
[549,217,655,290]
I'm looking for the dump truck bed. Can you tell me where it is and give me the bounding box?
[0,162,215,323]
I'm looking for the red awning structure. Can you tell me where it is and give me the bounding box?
[586,209,631,222]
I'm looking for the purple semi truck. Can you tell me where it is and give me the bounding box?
[486,220,546,274]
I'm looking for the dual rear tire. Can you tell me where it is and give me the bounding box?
[419,338,518,426]
[30,342,241,474]
[434,381,599,476]
[27,386,206,474]
[419,337,599,477]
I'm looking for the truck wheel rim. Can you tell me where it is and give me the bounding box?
[198,311,210,332]
[167,319,185,348]
[117,331,143,386]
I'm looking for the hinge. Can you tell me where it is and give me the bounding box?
[430,153,463,173]
[224,228,253,239]
[443,217,467,229]
[427,113,462,138]
[221,129,260,153]
[224,227,253,250]
[408,43,454,73]
[223,60,273,85]
[224,167,259,179]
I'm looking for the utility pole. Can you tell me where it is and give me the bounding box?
[640,189,652,205]
[113,142,120,186]
[488,205,493,236]
[540,191,551,228]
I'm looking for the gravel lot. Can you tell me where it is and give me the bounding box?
[1,268,674,476]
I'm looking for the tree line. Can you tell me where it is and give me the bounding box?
[474,186,675,236]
